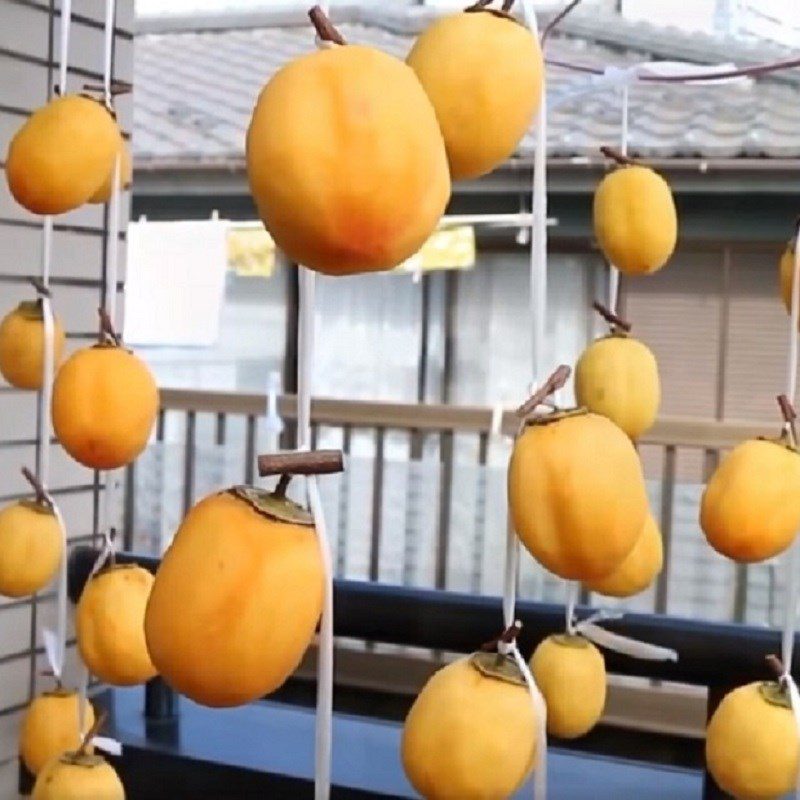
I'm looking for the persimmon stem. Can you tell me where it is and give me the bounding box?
[82,80,132,96]
[541,0,583,45]
[766,654,788,684]
[274,474,292,498]
[98,308,122,346]
[778,395,798,445]
[21,467,50,507]
[515,364,571,418]
[28,277,51,299]
[593,301,632,333]
[480,620,522,652]
[600,145,640,167]
[257,449,344,478]
[308,6,346,45]
[77,710,106,757]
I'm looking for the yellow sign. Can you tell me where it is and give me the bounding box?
[398,225,476,273]
[226,223,475,277]
[227,226,276,277]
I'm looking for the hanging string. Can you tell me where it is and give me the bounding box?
[778,223,800,798]
[606,84,628,314]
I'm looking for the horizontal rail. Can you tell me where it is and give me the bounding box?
[158,388,774,448]
[68,547,794,688]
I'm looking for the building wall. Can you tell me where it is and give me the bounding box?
[0,1,133,792]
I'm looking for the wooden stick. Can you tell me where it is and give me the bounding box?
[515,365,571,418]
[82,80,132,96]
[308,6,346,45]
[257,449,344,477]
[593,300,632,333]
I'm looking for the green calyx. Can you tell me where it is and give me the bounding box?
[469,651,527,687]
[759,681,792,710]
[19,498,55,516]
[227,485,313,526]
[15,300,44,321]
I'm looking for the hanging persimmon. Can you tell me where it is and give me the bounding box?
[706,677,799,800]
[145,477,326,707]
[530,634,606,739]
[593,147,678,276]
[574,303,660,440]
[402,649,538,799]
[20,689,95,775]
[51,311,158,470]
[406,0,543,180]
[5,95,121,215]
[246,7,450,276]
[0,469,62,598]
[32,712,124,799]
[585,512,663,598]
[509,367,648,581]
[0,300,65,391]
[76,563,157,686]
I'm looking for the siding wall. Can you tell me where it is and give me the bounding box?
[0,1,133,793]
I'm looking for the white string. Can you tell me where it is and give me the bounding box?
[606,84,628,314]
[105,155,122,322]
[779,225,800,798]
[41,499,68,681]
[297,262,333,800]
[57,0,72,96]
[102,0,115,108]
[565,581,580,634]
[573,610,678,662]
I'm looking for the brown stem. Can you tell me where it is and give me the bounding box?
[258,449,344,478]
[274,474,292,498]
[98,307,122,346]
[778,394,798,444]
[77,710,106,757]
[308,6,346,45]
[541,0,583,45]
[600,145,639,167]
[28,277,51,299]
[515,364,571,418]
[480,620,522,652]
[766,654,788,684]
[593,301,632,333]
[21,467,50,507]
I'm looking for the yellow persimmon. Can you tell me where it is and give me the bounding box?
[407,8,542,180]
[6,95,120,215]
[0,301,65,390]
[402,654,537,799]
[247,27,450,275]
[0,500,62,597]
[701,438,800,563]
[76,564,157,686]
[531,634,606,739]
[145,486,324,707]
[509,409,648,581]
[33,752,125,800]
[52,342,158,470]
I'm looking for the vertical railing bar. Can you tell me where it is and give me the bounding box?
[335,424,352,577]
[311,422,319,451]
[434,430,454,590]
[122,462,135,551]
[403,429,425,586]
[215,412,226,446]
[156,408,166,442]
[182,411,196,516]
[244,414,257,485]
[655,444,677,615]
[470,431,490,594]
[368,427,386,583]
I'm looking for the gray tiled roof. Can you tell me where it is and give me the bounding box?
[133,4,800,167]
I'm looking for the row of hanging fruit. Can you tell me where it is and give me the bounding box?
[0,0,799,798]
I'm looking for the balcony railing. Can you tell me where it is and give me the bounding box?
[121,389,779,626]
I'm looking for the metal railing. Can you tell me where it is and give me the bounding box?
[121,388,779,625]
